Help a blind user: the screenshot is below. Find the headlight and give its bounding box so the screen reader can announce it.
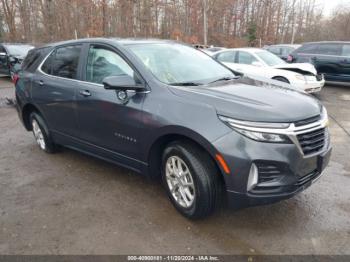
[294,74,305,81]
[321,106,329,127]
[219,115,291,143]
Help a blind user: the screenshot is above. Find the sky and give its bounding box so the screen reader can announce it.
[318,0,350,16]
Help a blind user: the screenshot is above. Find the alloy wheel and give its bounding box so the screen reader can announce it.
[32,119,46,150]
[165,156,195,208]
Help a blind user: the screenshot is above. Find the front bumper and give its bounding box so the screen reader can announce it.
[292,75,325,93]
[212,129,332,209]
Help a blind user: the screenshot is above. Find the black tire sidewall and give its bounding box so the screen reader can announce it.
[29,112,56,153]
[161,143,215,219]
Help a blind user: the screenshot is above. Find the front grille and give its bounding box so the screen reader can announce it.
[297,128,326,155]
[295,170,320,186]
[294,115,321,127]
[256,163,282,183]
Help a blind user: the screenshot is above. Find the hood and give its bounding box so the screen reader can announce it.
[169,76,322,123]
[272,63,317,75]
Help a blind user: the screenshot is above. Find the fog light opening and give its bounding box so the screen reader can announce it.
[247,163,258,191]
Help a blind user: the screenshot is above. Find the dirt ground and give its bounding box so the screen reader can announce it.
[0,77,349,255]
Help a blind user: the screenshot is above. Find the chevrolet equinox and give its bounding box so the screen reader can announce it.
[15,39,332,219]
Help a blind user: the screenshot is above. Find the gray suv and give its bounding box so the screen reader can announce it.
[15,38,332,219]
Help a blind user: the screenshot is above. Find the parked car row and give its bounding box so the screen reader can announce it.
[211,48,325,93]
[15,38,332,219]
[288,41,350,83]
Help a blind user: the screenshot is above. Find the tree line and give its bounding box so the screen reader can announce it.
[0,0,349,47]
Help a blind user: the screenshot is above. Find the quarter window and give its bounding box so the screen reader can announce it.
[86,45,134,84]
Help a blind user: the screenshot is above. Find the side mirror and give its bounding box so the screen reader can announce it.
[0,52,7,57]
[252,61,264,67]
[102,75,146,92]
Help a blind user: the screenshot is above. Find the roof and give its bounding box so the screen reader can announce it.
[226,47,264,52]
[268,44,301,48]
[303,41,350,44]
[40,37,180,49]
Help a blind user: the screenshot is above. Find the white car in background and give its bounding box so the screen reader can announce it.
[212,48,325,93]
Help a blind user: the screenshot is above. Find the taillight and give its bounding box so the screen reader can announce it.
[12,74,19,85]
[287,55,293,62]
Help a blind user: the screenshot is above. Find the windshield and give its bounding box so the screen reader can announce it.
[128,43,234,85]
[255,50,286,66]
[5,45,34,57]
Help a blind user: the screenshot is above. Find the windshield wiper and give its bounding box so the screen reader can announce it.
[208,76,238,84]
[170,82,202,86]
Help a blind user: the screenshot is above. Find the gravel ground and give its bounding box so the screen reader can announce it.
[0,77,349,255]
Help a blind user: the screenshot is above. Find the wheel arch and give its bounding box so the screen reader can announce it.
[21,103,45,131]
[272,75,290,83]
[145,127,227,184]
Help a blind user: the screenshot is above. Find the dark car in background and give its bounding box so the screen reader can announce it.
[0,43,34,79]
[15,38,331,219]
[288,41,350,83]
[265,44,301,61]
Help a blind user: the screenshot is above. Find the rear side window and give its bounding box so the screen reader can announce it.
[297,44,318,54]
[216,51,236,63]
[317,44,341,56]
[342,45,350,56]
[41,45,82,79]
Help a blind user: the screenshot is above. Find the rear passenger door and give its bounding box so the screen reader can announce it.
[32,44,82,137]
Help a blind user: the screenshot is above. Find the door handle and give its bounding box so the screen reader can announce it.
[79,90,91,97]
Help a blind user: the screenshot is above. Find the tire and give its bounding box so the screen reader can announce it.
[161,141,222,219]
[272,76,290,84]
[30,112,58,153]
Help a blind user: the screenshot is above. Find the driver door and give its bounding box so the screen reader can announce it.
[75,43,146,167]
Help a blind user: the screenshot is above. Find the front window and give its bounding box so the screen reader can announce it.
[237,51,259,65]
[4,45,34,57]
[128,43,233,85]
[86,45,134,84]
[255,50,286,66]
